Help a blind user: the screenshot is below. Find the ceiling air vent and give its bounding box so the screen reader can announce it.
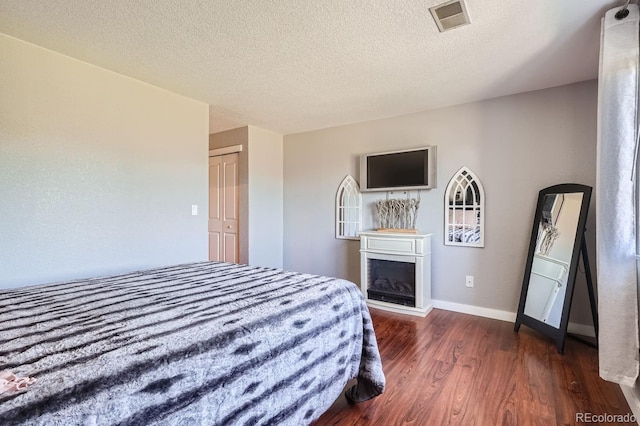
[429,0,471,32]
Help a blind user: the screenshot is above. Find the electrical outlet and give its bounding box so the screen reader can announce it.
[465,275,474,288]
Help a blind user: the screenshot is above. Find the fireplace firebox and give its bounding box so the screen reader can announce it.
[367,259,416,307]
[360,231,432,317]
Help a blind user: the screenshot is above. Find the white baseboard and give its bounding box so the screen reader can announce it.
[620,385,640,425]
[567,322,596,338]
[431,299,596,337]
[432,299,516,322]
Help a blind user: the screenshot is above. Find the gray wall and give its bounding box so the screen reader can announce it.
[0,34,209,288]
[283,80,597,323]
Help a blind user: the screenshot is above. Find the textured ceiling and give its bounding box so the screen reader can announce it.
[0,0,620,134]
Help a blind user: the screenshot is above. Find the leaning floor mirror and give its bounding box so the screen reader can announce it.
[514,184,595,354]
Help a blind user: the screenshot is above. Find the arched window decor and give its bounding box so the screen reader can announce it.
[336,175,362,240]
[445,167,485,247]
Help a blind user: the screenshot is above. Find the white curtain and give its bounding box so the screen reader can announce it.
[597,4,640,387]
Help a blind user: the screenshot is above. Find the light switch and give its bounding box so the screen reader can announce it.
[191,205,198,216]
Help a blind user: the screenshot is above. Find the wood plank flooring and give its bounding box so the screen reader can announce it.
[315,308,634,425]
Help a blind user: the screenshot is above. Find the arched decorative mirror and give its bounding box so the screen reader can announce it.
[335,175,362,240]
[444,167,484,247]
[514,184,596,353]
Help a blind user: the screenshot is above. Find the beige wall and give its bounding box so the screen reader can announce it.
[283,81,597,324]
[0,34,209,288]
[209,127,250,264]
[209,125,284,268]
[248,126,284,268]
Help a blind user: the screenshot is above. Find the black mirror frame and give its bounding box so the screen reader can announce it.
[514,183,592,354]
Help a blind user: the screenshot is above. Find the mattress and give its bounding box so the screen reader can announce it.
[0,262,385,425]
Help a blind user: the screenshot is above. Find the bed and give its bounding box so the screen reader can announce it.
[0,262,385,425]
[448,225,481,244]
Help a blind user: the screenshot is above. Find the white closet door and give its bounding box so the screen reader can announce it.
[209,153,239,263]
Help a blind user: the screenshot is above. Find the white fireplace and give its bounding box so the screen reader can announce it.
[359,231,432,317]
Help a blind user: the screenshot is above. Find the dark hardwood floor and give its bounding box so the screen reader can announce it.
[315,308,634,425]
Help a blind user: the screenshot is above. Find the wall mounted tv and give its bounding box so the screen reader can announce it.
[360,146,437,192]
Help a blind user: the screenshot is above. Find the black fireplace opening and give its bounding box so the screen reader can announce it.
[367,258,416,307]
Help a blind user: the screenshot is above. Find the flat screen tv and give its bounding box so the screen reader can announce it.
[360,146,436,192]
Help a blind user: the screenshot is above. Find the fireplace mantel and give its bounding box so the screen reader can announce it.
[359,231,432,317]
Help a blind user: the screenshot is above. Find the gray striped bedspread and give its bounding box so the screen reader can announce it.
[0,262,385,425]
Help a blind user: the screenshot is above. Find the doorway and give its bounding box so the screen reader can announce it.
[209,152,239,263]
